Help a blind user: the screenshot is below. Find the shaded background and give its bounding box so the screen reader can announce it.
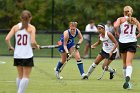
[0,0,140,30]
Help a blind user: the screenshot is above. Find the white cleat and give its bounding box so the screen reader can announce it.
[83,54,89,59]
[127,82,132,90]
[55,70,63,80]
[81,73,88,80]
[54,67,56,71]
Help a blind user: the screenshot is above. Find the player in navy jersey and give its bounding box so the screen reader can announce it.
[55,22,88,79]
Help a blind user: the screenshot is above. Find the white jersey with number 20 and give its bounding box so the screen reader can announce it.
[100,31,117,53]
[119,21,137,43]
[14,23,33,59]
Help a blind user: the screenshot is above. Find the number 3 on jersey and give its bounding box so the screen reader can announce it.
[124,24,133,34]
[17,34,28,45]
[105,42,108,46]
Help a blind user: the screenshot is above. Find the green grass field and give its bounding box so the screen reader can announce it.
[0,56,140,93]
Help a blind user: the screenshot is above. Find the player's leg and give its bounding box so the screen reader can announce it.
[123,42,136,89]
[102,52,117,79]
[18,58,33,93]
[119,42,127,79]
[55,46,67,72]
[18,66,32,93]
[123,51,135,89]
[121,53,127,78]
[72,48,87,79]
[55,53,67,72]
[14,59,23,90]
[86,54,104,77]
[125,51,134,79]
[16,66,23,89]
[102,59,116,79]
[55,53,66,79]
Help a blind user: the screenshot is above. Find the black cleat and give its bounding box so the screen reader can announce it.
[110,69,116,79]
[123,76,130,89]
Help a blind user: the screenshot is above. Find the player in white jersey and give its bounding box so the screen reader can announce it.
[114,6,140,89]
[5,10,40,93]
[86,24,118,79]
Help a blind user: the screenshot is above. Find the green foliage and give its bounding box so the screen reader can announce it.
[0,0,140,30]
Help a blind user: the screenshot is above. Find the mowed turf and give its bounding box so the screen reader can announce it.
[0,56,140,93]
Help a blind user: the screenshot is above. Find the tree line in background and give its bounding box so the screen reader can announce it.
[0,0,139,31]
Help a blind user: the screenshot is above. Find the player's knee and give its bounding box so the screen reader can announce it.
[61,59,66,63]
[123,66,126,69]
[94,61,100,65]
[102,66,108,71]
[75,57,81,61]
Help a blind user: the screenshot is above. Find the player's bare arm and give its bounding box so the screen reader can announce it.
[30,25,40,49]
[136,20,140,38]
[5,25,17,51]
[108,32,118,53]
[114,18,121,30]
[77,29,83,44]
[91,36,101,49]
[114,18,121,37]
[63,31,69,53]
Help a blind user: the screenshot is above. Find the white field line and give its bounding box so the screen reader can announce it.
[0,61,6,64]
[0,81,15,83]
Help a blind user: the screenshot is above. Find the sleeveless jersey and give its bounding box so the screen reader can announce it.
[60,29,78,46]
[14,23,33,58]
[58,29,78,53]
[119,20,137,43]
[100,31,117,53]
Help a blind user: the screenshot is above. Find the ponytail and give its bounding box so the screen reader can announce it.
[20,10,32,30]
[123,6,137,25]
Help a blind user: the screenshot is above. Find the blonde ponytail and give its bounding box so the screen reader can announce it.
[123,6,137,25]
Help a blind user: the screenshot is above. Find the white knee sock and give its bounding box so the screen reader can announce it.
[16,78,21,89]
[18,78,29,93]
[87,63,96,77]
[123,68,126,78]
[126,66,132,78]
[107,67,114,73]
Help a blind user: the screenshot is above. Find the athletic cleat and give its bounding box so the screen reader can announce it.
[123,76,130,89]
[110,69,116,79]
[82,73,88,80]
[83,54,89,59]
[55,70,63,80]
[127,82,132,90]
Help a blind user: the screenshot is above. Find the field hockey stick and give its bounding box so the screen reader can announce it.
[97,56,112,80]
[67,49,76,61]
[40,45,60,49]
[59,48,76,72]
[97,66,106,80]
